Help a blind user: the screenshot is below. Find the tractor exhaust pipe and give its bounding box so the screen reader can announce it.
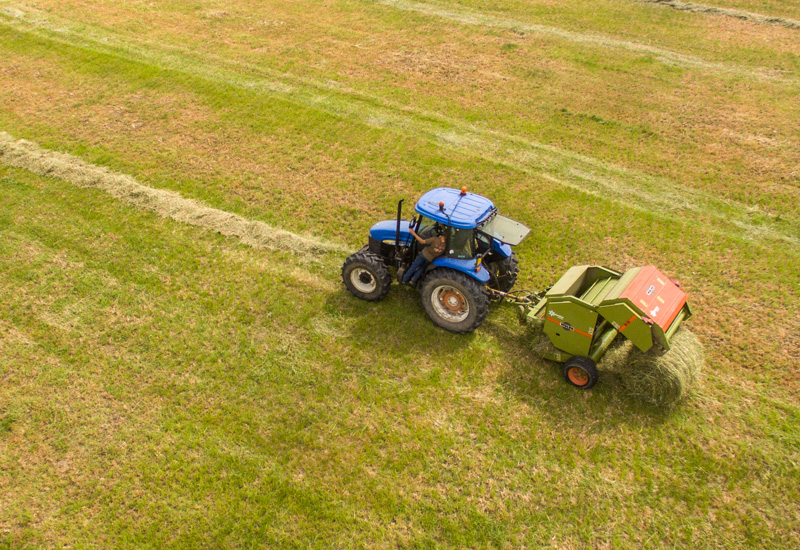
[395,199,404,269]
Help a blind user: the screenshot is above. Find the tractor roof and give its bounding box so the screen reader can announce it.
[414,188,495,229]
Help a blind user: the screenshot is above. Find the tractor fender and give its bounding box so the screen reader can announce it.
[430,257,491,283]
[369,219,411,242]
[491,240,513,258]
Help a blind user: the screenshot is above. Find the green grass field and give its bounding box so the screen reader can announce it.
[1,0,798,548]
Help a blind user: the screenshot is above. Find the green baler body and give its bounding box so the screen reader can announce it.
[526,265,691,363]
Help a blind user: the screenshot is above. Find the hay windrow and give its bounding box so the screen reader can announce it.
[634,0,800,30]
[0,131,346,257]
[379,0,800,77]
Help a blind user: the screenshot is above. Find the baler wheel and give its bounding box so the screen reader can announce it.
[342,251,392,302]
[563,356,599,389]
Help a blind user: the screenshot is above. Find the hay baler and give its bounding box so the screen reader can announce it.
[515,265,692,389]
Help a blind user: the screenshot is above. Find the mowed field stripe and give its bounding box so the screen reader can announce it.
[0,132,346,256]
[633,0,800,30]
[376,0,797,80]
[0,4,796,250]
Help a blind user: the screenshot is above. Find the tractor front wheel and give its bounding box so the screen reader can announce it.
[342,251,392,302]
[420,269,488,333]
[563,356,599,389]
[486,252,520,294]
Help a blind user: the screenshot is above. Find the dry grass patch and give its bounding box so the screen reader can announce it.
[3,0,799,215]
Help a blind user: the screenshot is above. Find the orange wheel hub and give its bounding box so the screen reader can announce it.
[438,289,466,314]
[567,367,589,386]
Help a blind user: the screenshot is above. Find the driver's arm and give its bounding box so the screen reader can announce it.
[409,227,427,245]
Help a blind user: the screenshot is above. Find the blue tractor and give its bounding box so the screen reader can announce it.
[342,187,530,333]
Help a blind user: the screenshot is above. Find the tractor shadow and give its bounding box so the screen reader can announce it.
[323,283,476,364]
[326,284,681,427]
[480,309,683,427]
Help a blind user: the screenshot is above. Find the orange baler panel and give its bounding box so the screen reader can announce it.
[618,266,687,331]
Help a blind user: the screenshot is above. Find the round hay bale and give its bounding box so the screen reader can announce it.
[607,329,705,408]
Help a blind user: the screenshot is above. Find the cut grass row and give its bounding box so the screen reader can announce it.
[0,132,345,257]
[632,0,800,27]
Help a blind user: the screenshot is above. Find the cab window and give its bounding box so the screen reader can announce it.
[415,216,438,239]
[447,228,476,259]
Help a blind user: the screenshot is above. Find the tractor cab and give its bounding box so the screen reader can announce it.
[406,187,529,271]
[413,187,529,256]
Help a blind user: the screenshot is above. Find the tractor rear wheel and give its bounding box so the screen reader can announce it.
[420,269,488,333]
[486,252,519,294]
[342,251,392,302]
[563,356,599,389]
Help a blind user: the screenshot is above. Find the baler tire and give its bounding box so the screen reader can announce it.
[486,252,520,294]
[563,356,599,389]
[342,251,392,302]
[420,269,488,333]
